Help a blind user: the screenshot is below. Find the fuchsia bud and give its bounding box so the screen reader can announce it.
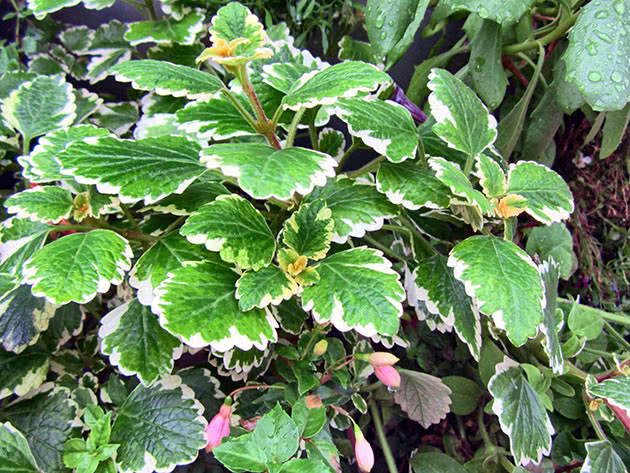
[367,352,399,367]
[374,365,401,389]
[205,398,232,452]
[353,423,374,472]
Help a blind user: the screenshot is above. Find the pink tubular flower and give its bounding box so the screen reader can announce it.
[374,365,401,389]
[205,399,232,452]
[353,424,374,472]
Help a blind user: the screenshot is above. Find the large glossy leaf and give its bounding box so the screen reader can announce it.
[563,0,630,111]
[488,359,554,465]
[201,144,336,200]
[393,369,452,428]
[427,68,497,157]
[448,236,544,346]
[111,376,206,473]
[581,440,628,473]
[0,349,49,399]
[153,259,278,352]
[0,422,40,473]
[4,187,74,224]
[124,11,204,46]
[301,247,405,337]
[443,0,535,24]
[23,230,133,305]
[283,200,333,260]
[180,194,275,271]
[111,60,223,99]
[236,266,299,311]
[100,299,182,386]
[57,135,205,205]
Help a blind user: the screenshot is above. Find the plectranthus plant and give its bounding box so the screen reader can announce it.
[0,1,630,473]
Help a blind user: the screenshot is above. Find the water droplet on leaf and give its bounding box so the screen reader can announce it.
[595,9,609,18]
[611,71,623,83]
[588,71,602,82]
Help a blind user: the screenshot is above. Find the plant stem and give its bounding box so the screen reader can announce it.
[558,298,630,327]
[9,0,21,46]
[338,138,360,170]
[499,456,515,473]
[477,407,493,446]
[585,394,607,441]
[301,323,326,360]
[143,0,158,20]
[53,224,158,242]
[221,88,258,131]
[463,153,474,178]
[397,216,438,256]
[345,155,385,178]
[285,108,305,148]
[369,400,398,473]
[119,203,142,234]
[229,384,285,399]
[603,321,630,351]
[363,235,405,262]
[309,123,319,150]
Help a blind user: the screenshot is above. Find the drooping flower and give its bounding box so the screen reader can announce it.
[367,352,399,367]
[374,365,401,389]
[353,423,374,472]
[205,398,233,452]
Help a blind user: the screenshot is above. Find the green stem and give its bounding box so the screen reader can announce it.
[162,215,187,237]
[499,456,515,473]
[397,216,438,256]
[477,407,493,447]
[603,321,630,351]
[221,88,258,131]
[119,203,142,234]
[345,155,385,178]
[309,123,319,151]
[585,391,608,441]
[516,52,549,89]
[338,138,360,170]
[363,235,405,262]
[369,400,398,473]
[503,217,515,242]
[285,108,305,148]
[9,0,20,45]
[229,384,285,399]
[463,153,474,178]
[558,298,630,327]
[22,136,31,157]
[53,224,158,242]
[301,323,326,360]
[143,0,158,20]
[582,347,620,359]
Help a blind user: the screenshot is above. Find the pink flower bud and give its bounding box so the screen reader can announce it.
[367,352,399,367]
[374,365,401,389]
[205,402,232,452]
[353,426,374,472]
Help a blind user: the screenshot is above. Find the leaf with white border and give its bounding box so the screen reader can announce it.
[587,376,630,415]
[475,154,506,198]
[427,68,497,157]
[429,157,492,215]
[110,375,206,473]
[38,303,84,353]
[176,366,224,416]
[124,11,204,46]
[393,369,452,428]
[271,298,308,335]
[262,62,313,95]
[112,60,223,99]
[23,230,133,305]
[488,358,554,466]
[448,236,544,346]
[180,194,275,271]
[214,346,272,382]
[283,200,333,260]
[303,177,398,244]
[282,62,392,111]
[335,98,417,163]
[201,144,337,200]
[376,160,451,210]
[301,247,404,337]
[0,348,49,400]
[147,177,229,216]
[236,266,298,311]
[93,101,138,136]
[580,440,628,473]
[0,422,40,473]
[506,161,574,224]
[57,135,204,205]
[4,187,74,224]
[0,218,52,278]
[153,259,278,351]
[100,299,182,386]
[539,260,564,374]
[87,50,131,85]
[318,128,345,161]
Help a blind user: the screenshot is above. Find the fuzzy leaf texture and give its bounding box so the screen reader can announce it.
[394,369,452,428]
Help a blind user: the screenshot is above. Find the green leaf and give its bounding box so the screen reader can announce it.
[212,434,266,473]
[271,298,309,335]
[448,236,544,346]
[429,157,492,215]
[526,223,575,279]
[129,232,208,306]
[252,403,299,464]
[63,438,99,473]
[23,230,133,305]
[581,440,628,473]
[1,75,76,143]
[427,68,497,157]
[0,283,56,353]
[601,103,630,158]
[0,218,52,278]
[0,422,41,473]
[124,11,204,46]
[25,0,81,19]
[567,302,604,341]
[507,161,574,224]
[283,200,334,260]
[214,346,271,382]
[99,299,181,386]
[443,0,535,24]
[587,376,630,414]
[1,387,78,473]
[334,98,418,163]
[92,102,138,135]
[153,260,278,351]
[376,160,451,210]
[57,135,204,205]
[111,60,223,99]
[488,359,554,465]
[279,458,331,473]
[236,266,298,311]
[201,144,337,200]
[176,367,224,415]
[338,36,379,64]
[538,260,564,375]
[261,63,314,95]
[469,19,507,109]
[0,348,49,399]
[5,187,74,224]
[282,62,392,111]
[0,72,37,100]
[291,397,327,439]
[302,247,404,337]
[110,375,206,473]
[180,194,275,271]
[410,255,481,360]
[563,0,630,111]
[304,177,398,243]
[393,369,452,428]
[441,376,482,416]
[410,451,467,473]
[475,154,506,198]
[147,176,229,216]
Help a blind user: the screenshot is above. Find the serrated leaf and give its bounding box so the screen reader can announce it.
[112,60,223,99]
[563,0,630,111]
[282,62,392,111]
[124,11,204,46]
[410,451,467,473]
[444,0,535,24]
[0,348,49,399]
[0,283,56,353]
[427,68,497,157]
[301,247,404,337]
[215,345,271,381]
[448,236,544,346]
[57,135,204,205]
[271,298,309,335]
[99,299,181,386]
[87,50,131,85]
[0,422,41,473]
[1,75,76,143]
[261,62,314,95]
[488,359,554,465]
[429,157,492,215]
[334,98,418,163]
[470,19,507,109]
[147,176,229,216]
[318,128,345,160]
[236,266,298,310]
[376,160,451,210]
[201,144,337,200]
[176,367,224,416]
[538,260,564,375]
[283,200,333,260]
[581,440,628,473]
[252,403,299,464]
[412,255,481,360]
[39,303,84,352]
[129,233,208,306]
[111,375,206,473]
[153,260,278,351]
[338,36,379,64]
[25,0,80,19]
[5,187,74,224]
[526,223,574,279]
[180,194,275,270]
[475,154,506,198]
[304,177,398,244]
[507,161,574,224]
[23,230,133,305]
[0,218,53,278]
[92,102,138,136]
[393,369,452,428]
[1,387,78,473]
[587,376,630,415]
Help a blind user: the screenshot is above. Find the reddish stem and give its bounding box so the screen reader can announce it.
[554,462,583,472]
[607,401,630,435]
[502,56,529,88]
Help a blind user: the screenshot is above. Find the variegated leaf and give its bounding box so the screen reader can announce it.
[235,266,298,310]
[4,187,74,224]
